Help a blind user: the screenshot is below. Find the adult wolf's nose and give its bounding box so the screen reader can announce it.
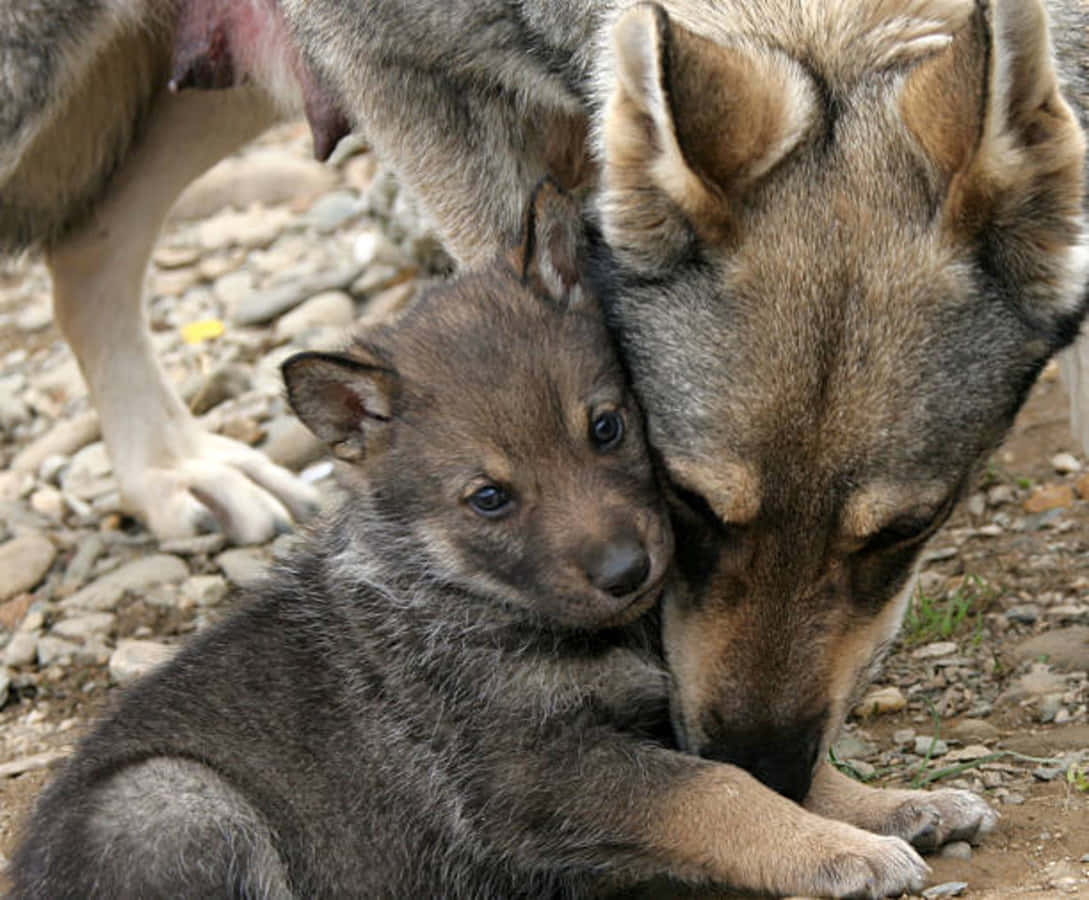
[584,538,652,597]
[703,717,825,803]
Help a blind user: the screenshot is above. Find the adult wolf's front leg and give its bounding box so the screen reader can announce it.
[49,86,319,545]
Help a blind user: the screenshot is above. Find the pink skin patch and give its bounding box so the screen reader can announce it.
[169,0,350,160]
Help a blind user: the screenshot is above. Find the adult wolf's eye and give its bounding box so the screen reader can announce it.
[468,485,513,518]
[590,410,624,450]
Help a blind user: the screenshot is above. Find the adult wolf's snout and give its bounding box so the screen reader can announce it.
[700,714,826,803]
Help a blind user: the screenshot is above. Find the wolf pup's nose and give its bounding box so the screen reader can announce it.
[586,539,651,597]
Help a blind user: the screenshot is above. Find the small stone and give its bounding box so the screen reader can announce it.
[965,493,986,517]
[832,732,877,760]
[950,719,1000,743]
[1002,792,1025,805]
[215,548,269,586]
[15,302,52,332]
[153,244,201,269]
[180,575,230,608]
[158,534,229,557]
[10,412,100,474]
[997,664,1068,705]
[922,882,968,898]
[59,442,116,500]
[853,686,907,717]
[36,635,79,666]
[353,230,401,268]
[212,269,255,309]
[1004,603,1039,625]
[63,555,189,611]
[188,365,253,416]
[2,631,39,667]
[1023,483,1074,514]
[893,728,916,747]
[274,290,355,343]
[1032,764,1064,781]
[109,640,177,685]
[51,612,116,641]
[914,736,949,757]
[231,262,364,326]
[0,593,32,632]
[29,487,65,521]
[939,842,972,860]
[941,745,993,763]
[1037,693,1064,723]
[260,417,326,472]
[198,206,292,252]
[305,190,362,232]
[1051,452,1082,474]
[987,484,1015,506]
[1075,472,1089,501]
[1013,627,1089,672]
[58,533,105,596]
[913,641,958,659]
[0,534,56,602]
[844,759,876,779]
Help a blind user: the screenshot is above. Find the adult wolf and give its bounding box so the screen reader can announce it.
[285,0,1085,845]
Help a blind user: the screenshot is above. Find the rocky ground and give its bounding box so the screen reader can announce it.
[0,122,1087,898]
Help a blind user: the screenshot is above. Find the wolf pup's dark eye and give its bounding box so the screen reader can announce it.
[590,410,624,450]
[468,485,513,518]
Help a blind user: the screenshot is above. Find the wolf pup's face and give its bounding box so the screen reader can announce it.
[595,1,1087,800]
[283,184,672,630]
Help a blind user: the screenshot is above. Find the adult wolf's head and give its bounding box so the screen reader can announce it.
[595,0,1087,801]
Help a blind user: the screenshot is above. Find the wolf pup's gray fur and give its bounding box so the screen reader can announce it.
[8,185,933,900]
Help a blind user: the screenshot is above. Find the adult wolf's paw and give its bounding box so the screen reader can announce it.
[873,787,998,852]
[120,431,322,546]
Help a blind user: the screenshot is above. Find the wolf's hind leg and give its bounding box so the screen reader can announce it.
[43,757,291,898]
[805,760,998,852]
[48,85,320,545]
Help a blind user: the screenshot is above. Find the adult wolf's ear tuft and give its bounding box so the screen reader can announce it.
[904,0,1088,317]
[281,351,398,461]
[514,178,589,309]
[599,3,818,271]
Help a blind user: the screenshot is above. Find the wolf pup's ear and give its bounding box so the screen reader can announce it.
[903,0,1088,318]
[514,178,588,309]
[281,350,398,461]
[599,3,817,271]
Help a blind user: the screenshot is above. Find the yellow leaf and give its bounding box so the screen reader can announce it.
[181,319,225,344]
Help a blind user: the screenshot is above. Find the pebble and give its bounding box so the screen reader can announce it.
[62,554,189,611]
[273,290,355,343]
[305,190,363,232]
[852,685,907,717]
[197,206,292,252]
[939,842,973,860]
[1050,452,1082,474]
[941,744,992,763]
[1004,603,1040,624]
[158,534,229,557]
[914,736,949,757]
[1023,483,1074,513]
[108,640,177,685]
[59,442,116,500]
[260,417,326,471]
[950,718,1000,743]
[51,612,116,641]
[922,883,968,898]
[36,635,79,666]
[997,663,1068,705]
[1,631,37,667]
[231,262,365,326]
[0,533,56,602]
[987,484,1015,506]
[215,548,270,586]
[180,575,230,607]
[10,411,100,474]
[1013,627,1089,672]
[913,641,958,659]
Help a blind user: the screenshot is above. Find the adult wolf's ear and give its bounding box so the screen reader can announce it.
[511,177,589,308]
[903,0,1088,315]
[281,351,398,461]
[599,3,817,271]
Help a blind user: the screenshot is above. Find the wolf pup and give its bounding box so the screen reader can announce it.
[284,0,1080,839]
[9,186,935,899]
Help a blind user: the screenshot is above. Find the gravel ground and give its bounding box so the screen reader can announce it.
[0,122,1087,898]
